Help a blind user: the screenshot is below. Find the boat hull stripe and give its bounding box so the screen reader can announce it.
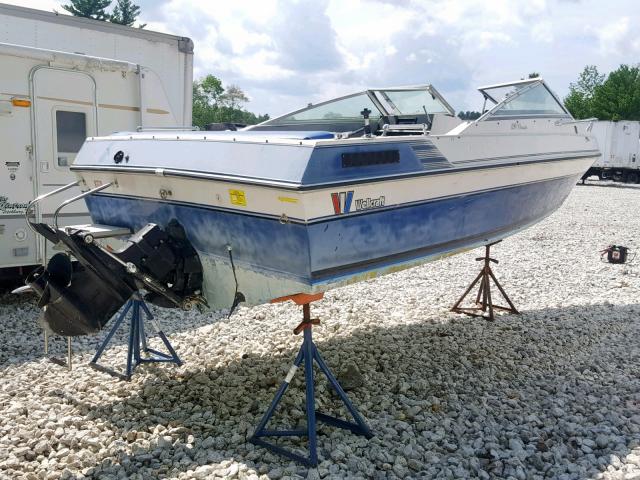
[71,151,599,191]
[88,170,580,225]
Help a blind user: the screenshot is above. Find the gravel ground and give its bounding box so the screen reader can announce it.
[1,181,640,480]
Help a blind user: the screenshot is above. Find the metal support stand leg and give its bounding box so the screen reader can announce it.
[90,294,182,380]
[451,240,519,321]
[44,330,73,370]
[250,302,373,467]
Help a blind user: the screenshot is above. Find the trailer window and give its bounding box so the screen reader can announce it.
[55,111,87,164]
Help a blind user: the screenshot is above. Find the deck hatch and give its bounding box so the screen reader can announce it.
[341,150,400,168]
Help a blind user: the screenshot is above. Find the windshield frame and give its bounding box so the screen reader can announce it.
[477,79,572,121]
[373,85,455,116]
[266,91,386,126]
[252,84,455,129]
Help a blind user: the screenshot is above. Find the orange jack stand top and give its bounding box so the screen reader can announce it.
[270,293,324,334]
[270,292,324,306]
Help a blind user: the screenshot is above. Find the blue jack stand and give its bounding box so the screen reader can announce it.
[90,294,182,380]
[250,299,373,467]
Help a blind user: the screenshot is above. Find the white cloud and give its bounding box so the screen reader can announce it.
[474,32,514,50]
[591,17,640,57]
[4,0,640,115]
[531,21,554,43]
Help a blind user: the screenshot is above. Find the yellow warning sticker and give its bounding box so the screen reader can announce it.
[229,189,247,206]
[277,196,299,204]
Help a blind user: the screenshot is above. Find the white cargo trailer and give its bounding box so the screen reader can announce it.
[0,3,194,279]
[582,120,640,183]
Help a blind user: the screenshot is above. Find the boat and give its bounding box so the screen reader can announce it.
[25,78,599,336]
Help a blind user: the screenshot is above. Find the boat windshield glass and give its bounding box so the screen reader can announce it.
[487,83,568,117]
[377,90,450,115]
[274,93,382,123]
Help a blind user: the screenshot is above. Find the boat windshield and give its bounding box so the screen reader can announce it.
[273,93,382,123]
[480,80,570,119]
[374,89,452,116]
[250,85,455,132]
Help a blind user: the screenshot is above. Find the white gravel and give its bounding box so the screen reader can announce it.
[1,181,640,480]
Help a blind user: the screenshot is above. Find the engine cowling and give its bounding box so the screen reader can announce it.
[27,220,204,336]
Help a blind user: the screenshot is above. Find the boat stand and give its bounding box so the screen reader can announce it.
[90,294,182,380]
[44,331,73,370]
[250,294,373,467]
[451,240,519,321]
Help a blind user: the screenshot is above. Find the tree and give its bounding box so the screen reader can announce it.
[194,75,225,106]
[590,64,640,121]
[564,65,605,119]
[528,72,541,79]
[220,85,249,109]
[62,0,111,20]
[63,0,145,27]
[192,75,269,129]
[110,0,144,28]
[192,75,224,126]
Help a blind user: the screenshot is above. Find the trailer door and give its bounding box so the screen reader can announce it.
[611,122,635,168]
[619,122,639,169]
[32,68,96,262]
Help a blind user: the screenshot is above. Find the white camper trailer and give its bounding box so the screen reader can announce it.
[0,3,194,278]
[582,121,640,183]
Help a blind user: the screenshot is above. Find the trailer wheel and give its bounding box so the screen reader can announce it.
[627,172,639,184]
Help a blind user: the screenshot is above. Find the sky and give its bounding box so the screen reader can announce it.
[6,0,640,118]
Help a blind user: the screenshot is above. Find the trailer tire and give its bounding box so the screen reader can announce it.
[627,172,639,184]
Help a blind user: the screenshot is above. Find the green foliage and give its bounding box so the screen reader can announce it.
[566,64,640,120]
[110,0,143,28]
[221,85,249,110]
[564,65,605,119]
[193,75,224,107]
[62,0,111,20]
[63,0,144,28]
[192,75,269,128]
[528,72,541,79]
[590,65,640,121]
[457,110,482,120]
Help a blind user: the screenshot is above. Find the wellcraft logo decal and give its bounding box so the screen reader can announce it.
[331,191,386,215]
[331,191,353,214]
[355,196,386,210]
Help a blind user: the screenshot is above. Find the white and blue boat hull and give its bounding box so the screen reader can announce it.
[25,79,602,336]
[75,142,595,310]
